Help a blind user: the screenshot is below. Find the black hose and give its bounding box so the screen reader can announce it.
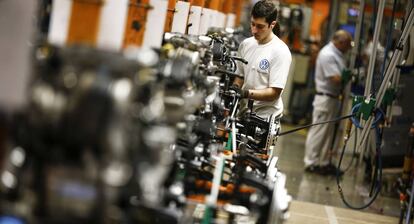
[214,69,243,79]
[278,113,356,136]
[336,126,383,210]
[231,56,248,65]
[341,127,358,173]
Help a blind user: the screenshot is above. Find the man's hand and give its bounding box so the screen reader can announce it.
[229,85,249,98]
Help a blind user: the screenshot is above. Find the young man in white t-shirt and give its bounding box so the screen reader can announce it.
[232,0,292,119]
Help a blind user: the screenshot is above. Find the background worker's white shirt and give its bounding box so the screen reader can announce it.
[363,40,385,63]
[237,34,292,117]
[314,42,345,97]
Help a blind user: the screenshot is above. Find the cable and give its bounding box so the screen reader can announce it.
[342,127,358,173]
[350,103,385,129]
[336,127,383,209]
[334,0,399,208]
[277,104,384,209]
[336,109,384,210]
[228,57,237,72]
[278,113,356,136]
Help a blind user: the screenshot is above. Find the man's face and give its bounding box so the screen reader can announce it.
[251,17,274,43]
[338,38,352,53]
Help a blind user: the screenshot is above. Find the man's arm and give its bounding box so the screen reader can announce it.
[233,76,244,88]
[329,74,342,86]
[247,87,282,102]
[321,55,342,86]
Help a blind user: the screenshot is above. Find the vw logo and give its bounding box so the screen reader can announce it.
[259,59,269,70]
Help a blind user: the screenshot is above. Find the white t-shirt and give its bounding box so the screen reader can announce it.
[237,34,292,117]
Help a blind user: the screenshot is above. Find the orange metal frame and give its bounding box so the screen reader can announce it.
[66,0,103,46]
[234,0,244,26]
[123,0,151,48]
[164,0,177,32]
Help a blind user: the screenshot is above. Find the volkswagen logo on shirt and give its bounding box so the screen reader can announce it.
[259,59,269,70]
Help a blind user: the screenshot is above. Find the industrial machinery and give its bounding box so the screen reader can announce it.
[0,24,290,223]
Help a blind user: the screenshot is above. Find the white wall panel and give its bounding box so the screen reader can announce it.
[48,0,72,46]
[171,1,190,34]
[188,6,202,35]
[97,0,129,51]
[143,0,168,48]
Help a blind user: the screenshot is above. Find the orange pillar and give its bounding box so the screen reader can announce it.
[123,0,151,48]
[281,0,306,3]
[222,0,233,14]
[218,0,225,12]
[233,0,244,26]
[309,0,330,40]
[66,0,103,46]
[205,0,220,10]
[191,0,205,7]
[164,0,177,32]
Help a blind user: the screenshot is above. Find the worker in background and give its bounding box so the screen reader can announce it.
[232,0,292,119]
[362,27,386,92]
[304,30,352,175]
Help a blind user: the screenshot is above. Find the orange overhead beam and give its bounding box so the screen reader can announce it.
[123,0,151,48]
[309,0,330,39]
[222,0,233,14]
[164,0,177,32]
[66,0,102,46]
[191,0,205,7]
[218,0,225,12]
[205,0,220,10]
[234,0,244,26]
[280,0,306,4]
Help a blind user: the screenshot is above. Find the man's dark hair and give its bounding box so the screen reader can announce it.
[251,0,278,25]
